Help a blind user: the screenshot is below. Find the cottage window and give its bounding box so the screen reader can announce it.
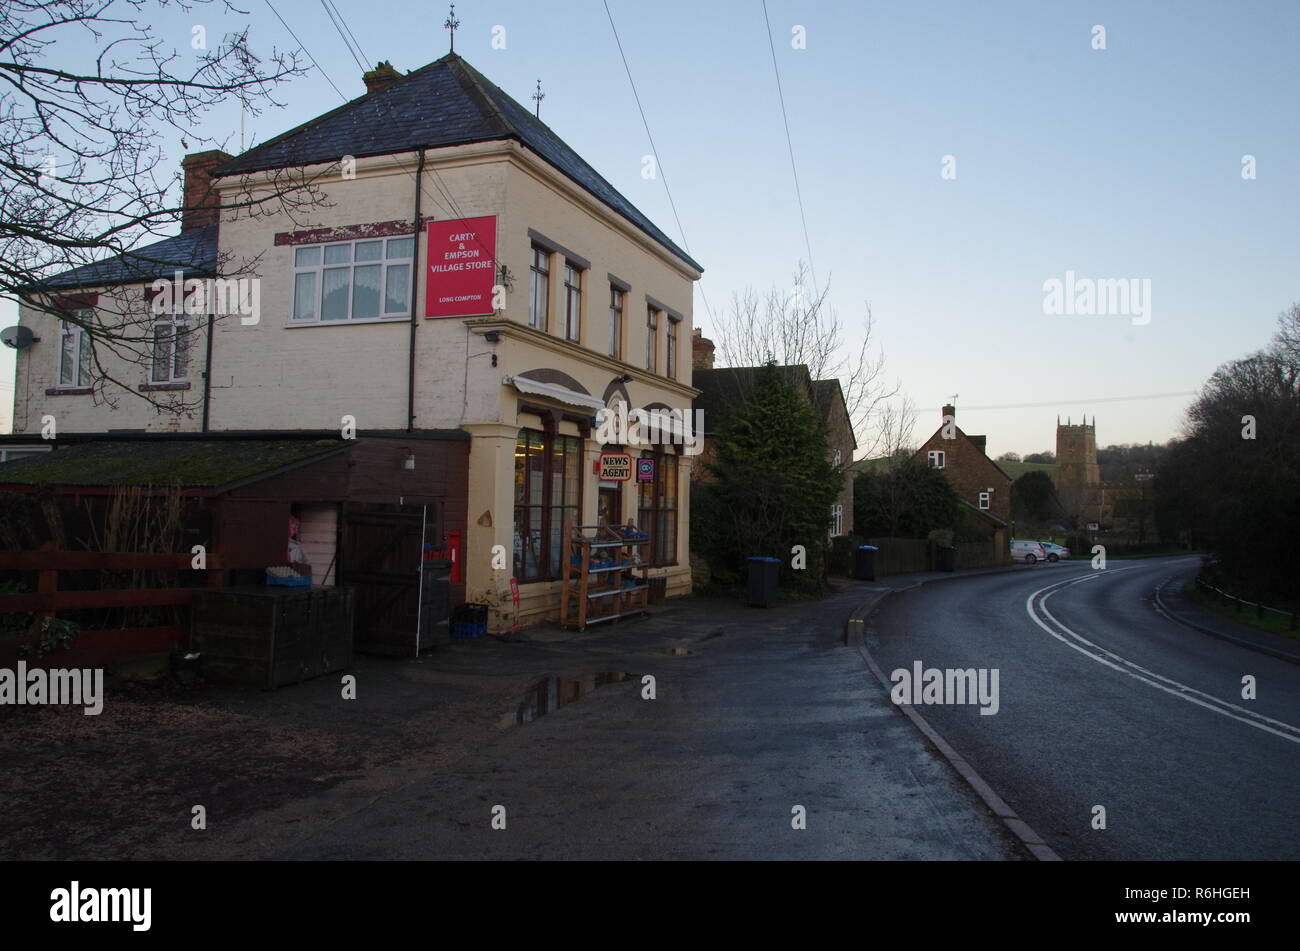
[831,503,844,537]
[928,450,946,469]
[608,286,624,359]
[529,245,550,330]
[58,311,93,387]
[151,317,191,383]
[291,237,413,322]
[833,448,843,466]
[979,491,991,510]
[637,451,678,566]
[513,429,583,582]
[564,263,582,342]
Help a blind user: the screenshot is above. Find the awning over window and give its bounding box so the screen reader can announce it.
[505,375,605,411]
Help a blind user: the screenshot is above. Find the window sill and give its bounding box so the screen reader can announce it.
[285,316,410,328]
[45,387,92,396]
[140,381,192,392]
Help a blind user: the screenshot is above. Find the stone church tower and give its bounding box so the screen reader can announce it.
[1056,416,1100,486]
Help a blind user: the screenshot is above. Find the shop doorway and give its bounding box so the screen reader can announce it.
[597,485,621,526]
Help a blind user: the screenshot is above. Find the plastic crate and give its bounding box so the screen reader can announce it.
[451,602,488,639]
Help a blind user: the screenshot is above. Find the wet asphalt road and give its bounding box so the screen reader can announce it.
[867,556,1300,860]
[270,585,1024,860]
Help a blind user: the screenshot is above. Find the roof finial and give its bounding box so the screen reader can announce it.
[532,79,545,118]
[444,3,460,53]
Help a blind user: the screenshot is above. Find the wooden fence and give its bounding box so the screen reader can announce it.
[864,537,1004,576]
[0,548,236,666]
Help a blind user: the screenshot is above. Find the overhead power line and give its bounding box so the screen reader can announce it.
[320,0,368,74]
[602,0,714,324]
[761,0,818,296]
[924,391,1197,413]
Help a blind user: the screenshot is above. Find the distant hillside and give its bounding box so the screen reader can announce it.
[850,457,1057,482]
[998,460,1057,481]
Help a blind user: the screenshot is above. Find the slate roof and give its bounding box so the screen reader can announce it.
[217,53,702,273]
[0,438,341,489]
[34,226,218,293]
[691,366,814,435]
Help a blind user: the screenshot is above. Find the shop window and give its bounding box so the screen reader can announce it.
[513,429,582,581]
[637,451,678,566]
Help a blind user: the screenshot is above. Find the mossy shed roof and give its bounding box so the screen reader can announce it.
[0,439,342,489]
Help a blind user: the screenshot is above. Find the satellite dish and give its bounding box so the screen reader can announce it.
[1,326,39,350]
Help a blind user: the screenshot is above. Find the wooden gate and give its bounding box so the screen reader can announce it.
[339,501,439,651]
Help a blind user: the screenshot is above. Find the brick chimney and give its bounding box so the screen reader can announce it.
[942,403,955,421]
[181,150,232,232]
[363,61,402,95]
[692,328,715,371]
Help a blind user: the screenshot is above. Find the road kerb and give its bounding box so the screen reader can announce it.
[847,593,1064,862]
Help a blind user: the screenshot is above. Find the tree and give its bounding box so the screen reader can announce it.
[997,451,1021,463]
[1157,303,1300,599]
[854,459,963,539]
[707,361,842,588]
[1011,470,1060,524]
[708,262,907,458]
[2,0,327,410]
[1023,451,1055,464]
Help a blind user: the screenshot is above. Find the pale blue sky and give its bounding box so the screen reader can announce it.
[4,0,1296,456]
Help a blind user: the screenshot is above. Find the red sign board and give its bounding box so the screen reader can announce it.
[598,452,633,481]
[424,215,497,318]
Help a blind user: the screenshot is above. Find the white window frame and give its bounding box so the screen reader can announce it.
[928,449,946,469]
[291,236,414,324]
[150,316,190,384]
[979,491,991,510]
[58,311,93,388]
[666,316,678,380]
[831,503,844,537]
[833,448,843,466]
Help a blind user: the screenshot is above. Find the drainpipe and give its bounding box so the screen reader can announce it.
[407,148,426,433]
[201,311,214,432]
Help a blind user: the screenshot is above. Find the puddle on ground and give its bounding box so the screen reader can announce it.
[506,671,637,727]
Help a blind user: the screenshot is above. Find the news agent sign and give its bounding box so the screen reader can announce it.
[597,452,633,481]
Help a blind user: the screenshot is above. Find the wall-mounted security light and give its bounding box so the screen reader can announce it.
[403,451,416,470]
[616,373,633,384]
[484,330,500,344]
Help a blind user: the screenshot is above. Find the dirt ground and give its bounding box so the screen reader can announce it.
[0,644,565,860]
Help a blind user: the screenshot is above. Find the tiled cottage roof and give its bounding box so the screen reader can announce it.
[217,53,702,273]
[34,226,218,292]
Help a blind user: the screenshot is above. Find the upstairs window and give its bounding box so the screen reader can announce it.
[608,286,624,359]
[833,448,843,466]
[151,317,190,383]
[529,245,550,330]
[292,237,413,322]
[666,317,678,380]
[831,504,844,536]
[979,491,991,510]
[646,306,658,372]
[928,450,946,469]
[58,312,92,387]
[564,263,582,342]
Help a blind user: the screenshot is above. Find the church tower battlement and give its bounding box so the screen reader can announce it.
[1056,415,1100,486]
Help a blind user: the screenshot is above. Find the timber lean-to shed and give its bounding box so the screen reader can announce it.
[0,431,470,657]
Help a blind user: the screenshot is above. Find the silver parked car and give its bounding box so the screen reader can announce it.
[1011,539,1047,564]
[1039,542,1071,562]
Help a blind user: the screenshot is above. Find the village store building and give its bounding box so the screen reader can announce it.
[5,53,702,635]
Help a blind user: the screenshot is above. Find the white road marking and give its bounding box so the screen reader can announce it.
[1025,571,1300,745]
